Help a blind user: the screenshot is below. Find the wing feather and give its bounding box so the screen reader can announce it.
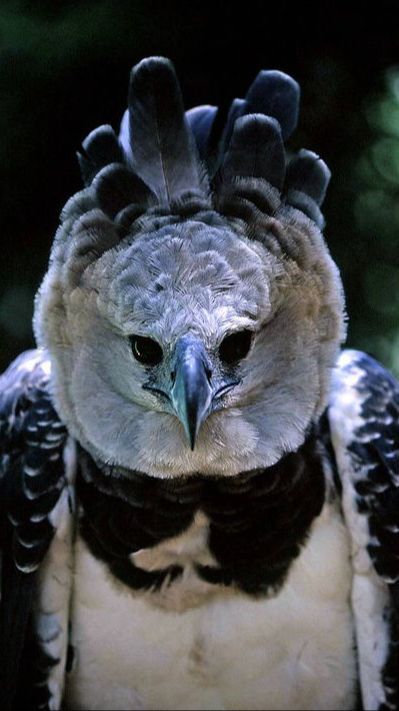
[328,349,399,710]
[0,350,75,711]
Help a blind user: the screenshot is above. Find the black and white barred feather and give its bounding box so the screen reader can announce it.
[0,352,75,710]
[329,350,399,710]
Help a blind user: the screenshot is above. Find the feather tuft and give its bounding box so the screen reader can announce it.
[244,70,300,141]
[128,57,206,204]
[93,163,156,218]
[218,98,248,163]
[285,149,331,204]
[221,114,285,190]
[77,125,124,187]
[118,109,133,165]
[75,58,328,231]
[217,70,299,166]
[285,150,331,228]
[186,105,218,159]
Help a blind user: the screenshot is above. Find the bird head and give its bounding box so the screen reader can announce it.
[34,57,345,478]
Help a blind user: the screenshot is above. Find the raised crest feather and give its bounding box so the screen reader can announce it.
[245,70,300,141]
[185,105,218,160]
[285,149,331,204]
[217,71,299,166]
[76,56,330,237]
[285,150,331,228]
[222,114,286,190]
[128,57,207,204]
[77,125,124,187]
[93,163,155,219]
[218,98,248,165]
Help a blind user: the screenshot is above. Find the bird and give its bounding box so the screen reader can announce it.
[0,55,398,711]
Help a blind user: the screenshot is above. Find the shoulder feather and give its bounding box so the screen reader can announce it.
[0,350,74,710]
[328,349,399,710]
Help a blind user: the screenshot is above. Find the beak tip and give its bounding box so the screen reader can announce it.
[187,425,197,451]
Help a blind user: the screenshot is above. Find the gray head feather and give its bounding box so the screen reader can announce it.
[34,56,345,478]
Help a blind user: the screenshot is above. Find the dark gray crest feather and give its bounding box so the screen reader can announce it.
[285,149,331,204]
[118,110,133,165]
[93,163,156,219]
[128,57,206,204]
[222,114,285,190]
[217,70,299,166]
[186,105,218,159]
[74,56,329,233]
[77,125,124,187]
[285,150,331,228]
[244,70,300,141]
[285,190,325,228]
[218,98,248,164]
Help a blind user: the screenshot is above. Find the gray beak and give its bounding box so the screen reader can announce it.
[170,336,213,450]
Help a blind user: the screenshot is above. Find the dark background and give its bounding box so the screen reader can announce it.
[1,1,399,373]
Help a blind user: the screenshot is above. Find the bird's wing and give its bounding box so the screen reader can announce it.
[0,350,76,711]
[328,349,399,711]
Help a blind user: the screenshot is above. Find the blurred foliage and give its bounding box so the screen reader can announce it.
[349,67,399,374]
[1,0,399,375]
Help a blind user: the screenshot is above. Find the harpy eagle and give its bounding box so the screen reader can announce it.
[0,56,398,711]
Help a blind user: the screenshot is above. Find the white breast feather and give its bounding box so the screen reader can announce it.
[66,498,356,710]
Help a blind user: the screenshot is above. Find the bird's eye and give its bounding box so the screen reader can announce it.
[129,335,163,366]
[219,330,253,364]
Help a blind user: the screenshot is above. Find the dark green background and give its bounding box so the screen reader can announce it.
[1,1,399,373]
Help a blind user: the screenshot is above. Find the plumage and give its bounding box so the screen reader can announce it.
[128,56,206,204]
[1,56,398,711]
[221,114,286,189]
[77,124,124,187]
[93,163,155,219]
[285,149,331,228]
[329,350,399,710]
[244,69,300,140]
[218,70,300,165]
[0,353,73,709]
[218,97,248,165]
[185,105,218,160]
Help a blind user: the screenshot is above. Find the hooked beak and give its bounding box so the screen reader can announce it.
[169,336,241,449]
[143,335,241,450]
[170,337,213,450]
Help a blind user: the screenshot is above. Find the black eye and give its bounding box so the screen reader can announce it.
[129,335,163,366]
[219,330,253,364]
